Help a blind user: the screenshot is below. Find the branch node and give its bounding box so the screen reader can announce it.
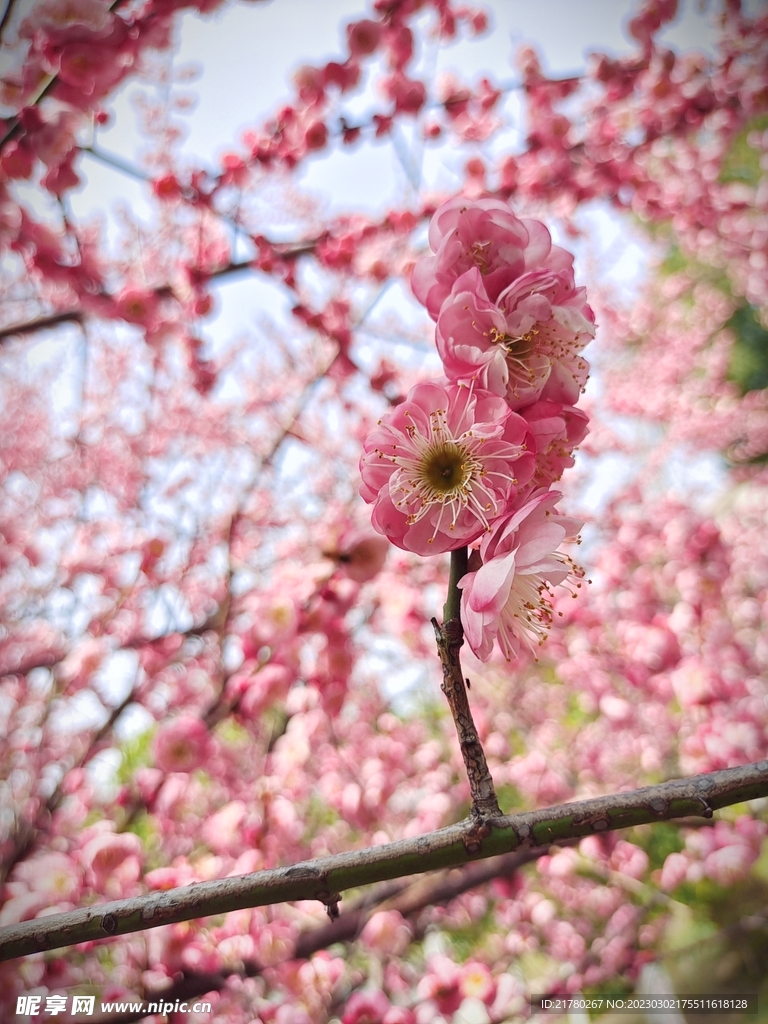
[322,893,341,920]
[101,913,118,935]
[696,796,714,819]
[463,818,493,856]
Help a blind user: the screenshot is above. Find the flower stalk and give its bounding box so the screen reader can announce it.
[434,547,501,821]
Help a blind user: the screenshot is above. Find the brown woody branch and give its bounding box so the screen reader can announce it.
[2,760,766,962]
[434,546,501,821]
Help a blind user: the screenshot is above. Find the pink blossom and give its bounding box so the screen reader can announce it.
[238,663,293,718]
[0,891,50,926]
[521,399,589,487]
[20,0,112,44]
[359,910,412,955]
[54,40,129,95]
[436,266,593,409]
[254,918,297,967]
[57,635,109,691]
[360,380,535,554]
[201,800,247,855]
[347,19,382,58]
[325,527,389,583]
[658,851,689,890]
[153,716,212,773]
[81,832,142,896]
[114,286,161,331]
[342,989,392,1024]
[13,852,81,901]
[609,840,649,880]
[417,954,463,1015]
[459,489,582,661]
[412,197,575,320]
[460,961,495,1003]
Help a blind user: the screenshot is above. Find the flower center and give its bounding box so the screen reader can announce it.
[497,553,585,661]
[470,240,491,274]
[419,441,470,493]
[375,404,522,544]
[488,326,543,392]
[490,325,538,354]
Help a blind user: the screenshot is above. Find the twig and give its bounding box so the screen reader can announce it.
[2,759,766,962]
[0,0,17,44]
[433,546,501,822]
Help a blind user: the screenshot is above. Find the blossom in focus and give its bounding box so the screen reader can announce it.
[459,489,582,661]
[436,266,594,409]
[521,399,589,488]
[411,196,575,319]
[360,380,535,554]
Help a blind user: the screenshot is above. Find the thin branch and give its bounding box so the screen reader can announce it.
[0,310,84,343]
[0,683,138,888]
[2,759,766,962]
[434,546,501,820]
[0,0,17,43]
[0,237,325,346]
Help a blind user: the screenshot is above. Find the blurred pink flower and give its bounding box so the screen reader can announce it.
[360,380,534,554]
[154,715,211,773]
[328,527,390,583]
[81,831,142,896]
[342,989,392,1024]
[417,954,463,1015]
[359,910,412,956]
[460,961,495,1003]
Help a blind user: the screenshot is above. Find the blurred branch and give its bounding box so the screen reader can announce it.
[0,310,84,343]
[0,0,17,43]
[0,252,294,347]
[2,760,767,961]
[0,684,138,889]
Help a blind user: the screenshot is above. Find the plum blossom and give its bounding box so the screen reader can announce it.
[325,526,389,583]
[411,196,575,319]
[360,380,535,554]
[521,399,589,487]
[153,715,212,773]
[459,489,583,661]
[436,265,594,409]
[81,831,142,897]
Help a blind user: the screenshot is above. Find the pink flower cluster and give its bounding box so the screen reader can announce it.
[360,198,593,661]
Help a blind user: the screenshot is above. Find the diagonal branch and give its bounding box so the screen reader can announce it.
[2,760,767,962]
